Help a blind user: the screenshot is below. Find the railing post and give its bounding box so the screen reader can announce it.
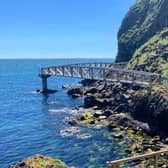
[103,69,107,79]
[90,67,93,79]
[79,67,83,78]
[62,66,65,76]
[70,67,73,77]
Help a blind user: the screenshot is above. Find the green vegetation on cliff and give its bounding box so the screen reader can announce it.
[127,28,168,76]
[116,0,168,62]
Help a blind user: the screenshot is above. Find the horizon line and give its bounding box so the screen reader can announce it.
[0,57,115,60]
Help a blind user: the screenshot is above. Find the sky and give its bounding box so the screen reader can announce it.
[0,0,135,59]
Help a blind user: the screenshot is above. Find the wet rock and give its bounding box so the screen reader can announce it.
[102,91,112,98]
[68,119,78,126]
[107,122,117,130]
[93,124,103,129]
[84,96,111,108]
[36,89,41,93]
[60,127,80,137]
[67,87,83,98]
[84,96,103,108]
[113,132,123,139]
[85,87,98,94]
[131,84,141,91]
[71,94,82,98]
[103,110,113,117]
[98,115,107,120]
[97,84,106,91]
[113,128,121,132]
[76,133,92,139]
[80,79,97,86]
[76,114,85,121]
[93,111,103,118]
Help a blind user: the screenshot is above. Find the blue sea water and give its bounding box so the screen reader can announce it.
[0,59,129,168]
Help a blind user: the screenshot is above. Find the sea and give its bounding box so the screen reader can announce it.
[0,59,129,168]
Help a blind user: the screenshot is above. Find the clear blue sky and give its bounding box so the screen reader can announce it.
[0,0,135,59]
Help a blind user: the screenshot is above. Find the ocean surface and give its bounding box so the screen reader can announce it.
[0,59,129,168]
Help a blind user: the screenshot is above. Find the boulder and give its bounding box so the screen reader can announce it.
[103,110,113,117]
[80,79,97,86]
[71,94,82,98]
[84,87,98,94]
[10,155,68,168]
[113,132,123,139]
[67,87,83,97]
[84,96,110,108]
[93,111,103,118]
[68,119,78,126]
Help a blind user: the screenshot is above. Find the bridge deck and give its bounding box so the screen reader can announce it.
[39,62,168,92]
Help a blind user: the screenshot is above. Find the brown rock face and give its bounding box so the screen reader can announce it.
[116,0,168,62]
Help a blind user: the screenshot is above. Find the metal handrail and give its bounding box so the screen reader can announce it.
[106,149,168,168]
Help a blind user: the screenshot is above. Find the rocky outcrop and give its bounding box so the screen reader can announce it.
[70,80,168,135]
[10,155,68,168]
[67,87,84,98]
[116,0,168,62]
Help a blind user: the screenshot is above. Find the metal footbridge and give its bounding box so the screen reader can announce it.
[39,62,167,92]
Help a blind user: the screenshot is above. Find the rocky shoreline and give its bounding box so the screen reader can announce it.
[67,80,168,136]
[11,79,168,168]
[66,79,168,167]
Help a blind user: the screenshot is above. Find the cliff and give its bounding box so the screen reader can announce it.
[116,0,168,62]
[127,28,168,76]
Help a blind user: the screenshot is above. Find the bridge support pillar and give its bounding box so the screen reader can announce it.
[42,76,48,93]
[40,75,56,94]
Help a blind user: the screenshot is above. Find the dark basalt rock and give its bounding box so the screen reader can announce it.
[36,89,41,93]
[71,94,82,99]
[80,79,97,86]
[84,96,113,109]
[84,87,98,95]
[68,119,78,126]
[67,87,83,98]
[103,110,113,117]
[84,96,104,108]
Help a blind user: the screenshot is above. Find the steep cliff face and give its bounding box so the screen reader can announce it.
[127,28,168,76]
[116,0,168,62]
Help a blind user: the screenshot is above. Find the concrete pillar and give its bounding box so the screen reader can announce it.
[42,77,48,92]
[40,75,50,93]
